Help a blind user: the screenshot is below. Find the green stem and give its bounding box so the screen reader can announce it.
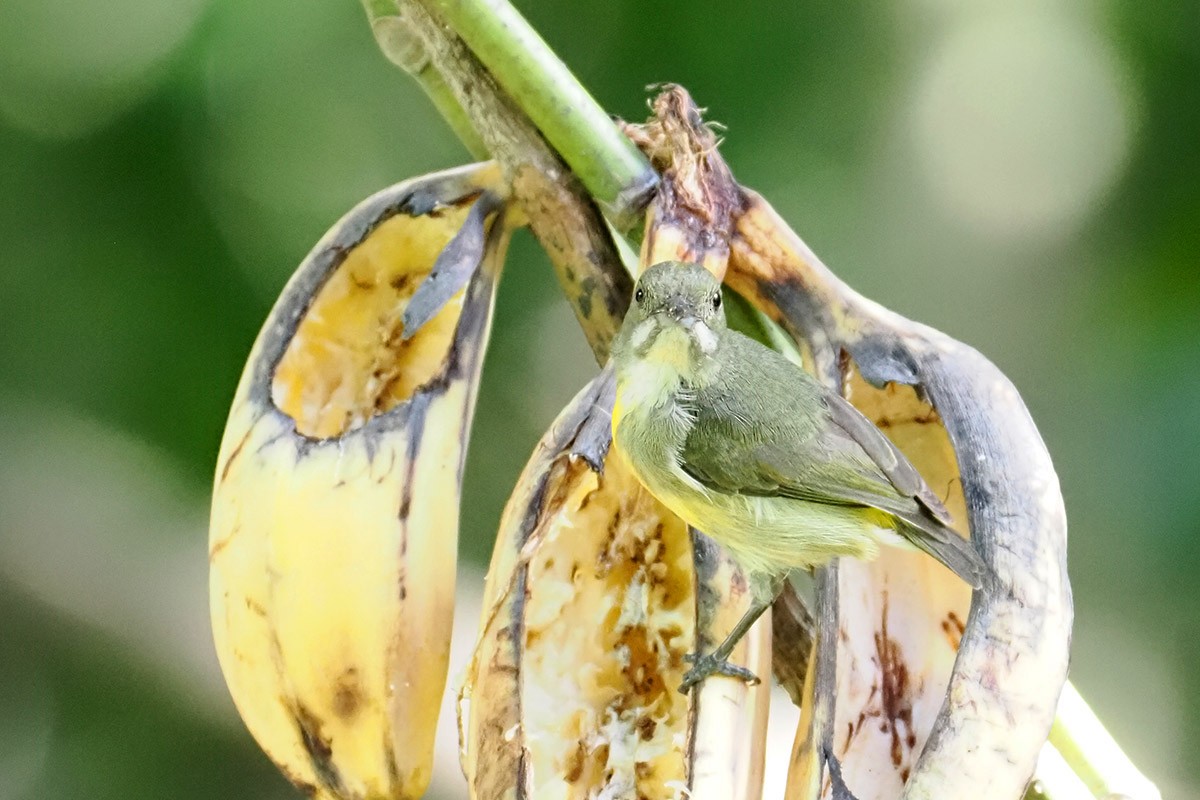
[1049,682,1161,800]
[361,0,489,159]
[418,0,656,228]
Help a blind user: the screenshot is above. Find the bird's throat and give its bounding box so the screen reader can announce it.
[613,355,685,434]
[613,325,714,442]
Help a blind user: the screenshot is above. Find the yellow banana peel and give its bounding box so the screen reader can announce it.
[209,161,509,800]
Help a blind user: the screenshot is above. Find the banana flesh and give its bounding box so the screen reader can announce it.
[209,162,508,800]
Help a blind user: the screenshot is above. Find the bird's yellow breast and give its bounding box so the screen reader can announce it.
[611,392,626,434]
[613,358,884,578]
[614,362,743,562]
[612,352,696,495]
[612,343,691,430]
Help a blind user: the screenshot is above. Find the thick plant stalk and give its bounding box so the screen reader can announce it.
[418,0,655,227]
[1048,683,1161,800]
[392,0,648,361]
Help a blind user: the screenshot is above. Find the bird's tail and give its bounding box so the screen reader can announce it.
[893,513,990,590]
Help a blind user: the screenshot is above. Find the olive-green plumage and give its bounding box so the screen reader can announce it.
[611,261,986,591]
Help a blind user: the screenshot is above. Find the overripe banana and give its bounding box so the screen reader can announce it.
[209,162,510,800]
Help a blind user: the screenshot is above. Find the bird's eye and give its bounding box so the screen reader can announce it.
[712,292,722,311]
[634,288,644,304]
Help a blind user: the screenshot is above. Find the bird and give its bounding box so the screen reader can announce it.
[609,261,987,690]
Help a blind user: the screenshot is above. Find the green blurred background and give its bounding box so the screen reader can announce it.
[0,0,1196,797]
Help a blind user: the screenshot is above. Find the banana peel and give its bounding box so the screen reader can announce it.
[782,371,976,799]
[209,161,509,800]
[727,186,1072,800]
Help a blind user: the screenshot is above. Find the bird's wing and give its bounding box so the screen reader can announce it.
[680,334,952,525]
[820,391,954,525]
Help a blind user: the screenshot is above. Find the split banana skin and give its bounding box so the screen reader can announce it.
[210,163,507,799]
[210,118,1076,797]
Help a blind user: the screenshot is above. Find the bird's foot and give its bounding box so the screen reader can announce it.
[822,744,860,800]
[678,651,760,693]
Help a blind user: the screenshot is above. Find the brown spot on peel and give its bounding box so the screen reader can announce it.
[941,610,967,651]
[219,426,254,483]
[332,667,363,720]
[874,593,915,770]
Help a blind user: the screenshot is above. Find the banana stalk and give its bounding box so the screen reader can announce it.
[391,0,648,363]
[209,162,510,800]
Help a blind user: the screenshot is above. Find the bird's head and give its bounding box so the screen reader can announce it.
[614,261,727,382]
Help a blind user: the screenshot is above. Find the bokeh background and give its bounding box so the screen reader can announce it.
[1,0,1196,797]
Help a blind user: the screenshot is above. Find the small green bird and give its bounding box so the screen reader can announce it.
[611,261,986,690]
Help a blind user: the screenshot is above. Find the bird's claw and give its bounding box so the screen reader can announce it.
[678,652,760,693]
